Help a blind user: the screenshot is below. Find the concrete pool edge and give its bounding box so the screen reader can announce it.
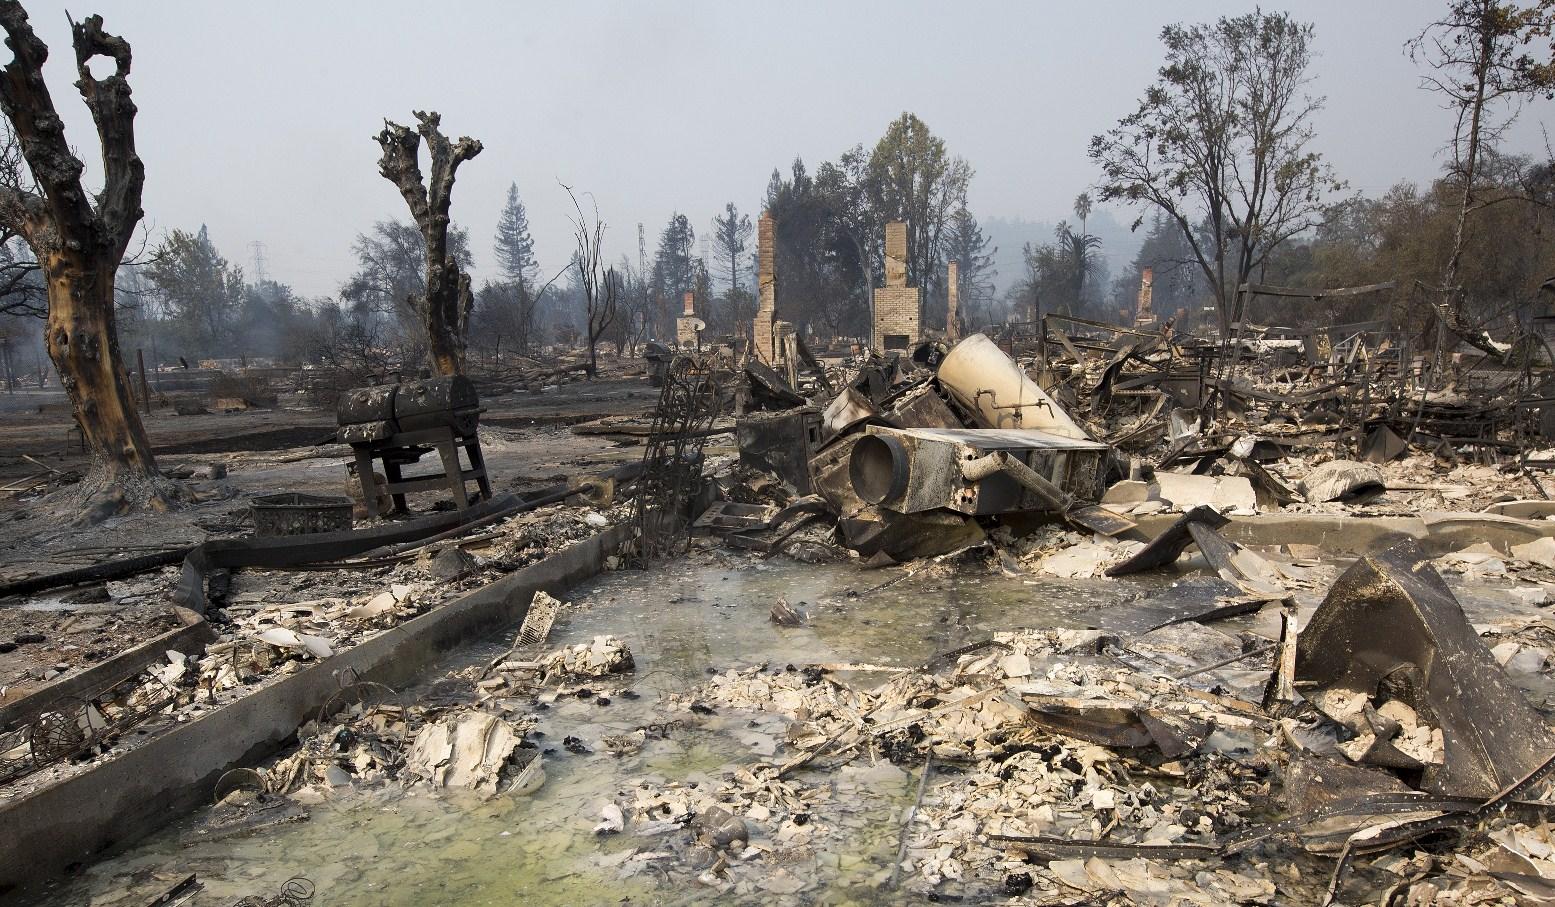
[0,522,632,898]
[1133,510,1555,555]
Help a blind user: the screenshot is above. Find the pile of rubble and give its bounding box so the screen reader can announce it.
[0,500,629,801]
[578,542,1555,903]
[718,317,1555,574]
[247,598,633,806]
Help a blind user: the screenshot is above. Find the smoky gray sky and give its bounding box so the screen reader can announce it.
[17,0,1554,298]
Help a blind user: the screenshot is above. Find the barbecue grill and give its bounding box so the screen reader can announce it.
[336,375,492,516]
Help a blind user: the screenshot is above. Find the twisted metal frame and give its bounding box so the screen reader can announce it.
[629,354,728,565]
[0,671,176,787]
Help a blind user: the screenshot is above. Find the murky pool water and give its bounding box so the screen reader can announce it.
[20,549,1149,907]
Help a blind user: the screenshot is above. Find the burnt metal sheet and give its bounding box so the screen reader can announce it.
[820,386,878,440]
[1294,539,1555,798]
[735,408,819,495]
[881,380,964,431]
[1185,520,1241,576]
[693,501,779,532]
[810,433,868,517]
[835,506,986,561]
[1018,694,1206,758]
[1065,503,1137,537]
[745,359,806,410]
[1105,505,1230,577]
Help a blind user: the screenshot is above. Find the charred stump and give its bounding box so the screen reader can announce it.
[0,3,165,508]
[374,111,482,376]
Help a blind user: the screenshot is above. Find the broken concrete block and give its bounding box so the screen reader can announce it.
[425,546,477,581]
[252,626,334,659]
[1511,536,1555,569]
[1154,471,1256,513]
[1493,641,1548,674]
[1168,408,1200,442]
[540,635,634,680]
[1483,500,1555,520]
[1101,480,1156,505]
[595,802,625,835]
[1297,460,1385,504]
[1037,542,1118,579]
[1508,585,1549,606]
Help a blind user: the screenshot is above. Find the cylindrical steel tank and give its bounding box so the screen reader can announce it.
[935,333,1089,440]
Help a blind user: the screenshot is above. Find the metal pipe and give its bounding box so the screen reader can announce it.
[960,450,1073,511]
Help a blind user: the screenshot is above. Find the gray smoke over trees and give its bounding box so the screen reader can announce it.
[1408,0,1555,357]
[753,113,977,340]
[342,220,472,336]
[941,207,997,329]
[650,213,696,339]
[146,226,245,358]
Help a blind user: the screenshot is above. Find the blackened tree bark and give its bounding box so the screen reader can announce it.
[374,111,482,376]
[0,3,161,500]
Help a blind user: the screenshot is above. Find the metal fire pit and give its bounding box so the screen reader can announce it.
[251,492,354,536]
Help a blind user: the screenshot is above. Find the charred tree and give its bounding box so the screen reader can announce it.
[564,183,617,377]
[0,3,162,503]
[374,111,482,376]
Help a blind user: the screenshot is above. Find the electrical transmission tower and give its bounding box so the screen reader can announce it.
[249,241,268,283]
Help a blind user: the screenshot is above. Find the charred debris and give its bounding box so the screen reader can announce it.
[642,292,1555,903]
[12,285,1555,905]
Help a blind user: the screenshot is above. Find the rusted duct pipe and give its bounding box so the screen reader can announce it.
[960,450,1074,511]
[936,333,1090,440]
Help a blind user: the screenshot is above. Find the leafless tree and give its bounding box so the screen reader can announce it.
[374,111,482,375]
[563,183,616,376]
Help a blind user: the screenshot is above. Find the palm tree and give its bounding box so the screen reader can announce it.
[1073,192,1093,236]
[1055,221,1102,311]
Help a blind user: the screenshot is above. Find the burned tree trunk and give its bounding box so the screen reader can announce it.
[46,260,155,476]
[374,112,482,376]
[0,3,162,500]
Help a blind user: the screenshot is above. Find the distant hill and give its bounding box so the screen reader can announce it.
[983,208,1143,295]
